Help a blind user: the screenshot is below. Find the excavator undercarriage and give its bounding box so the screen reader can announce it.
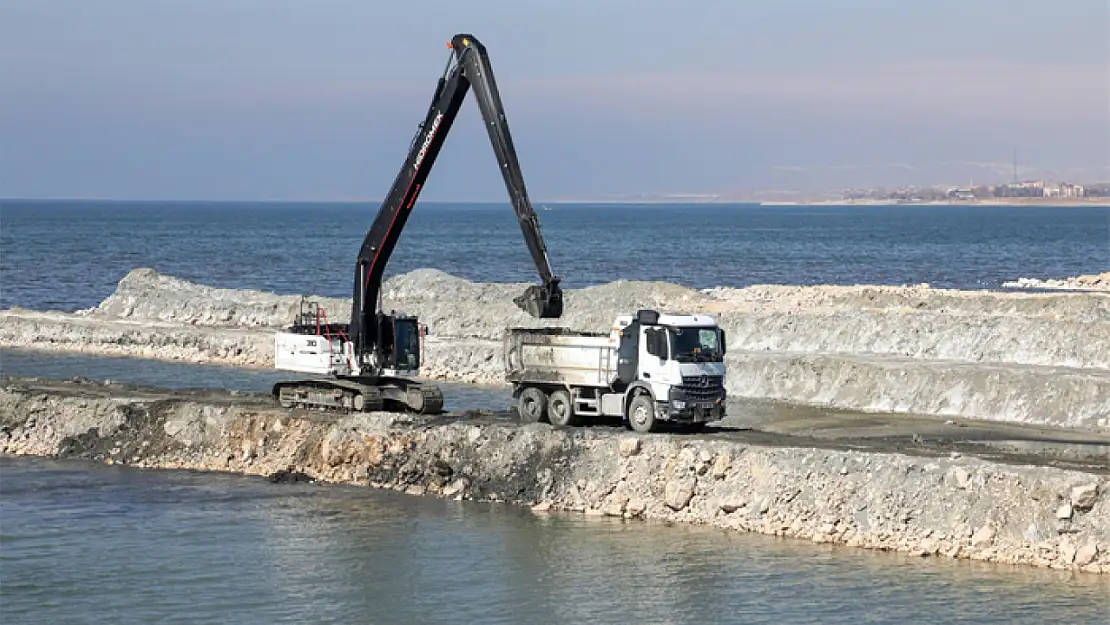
[273,378,443,414]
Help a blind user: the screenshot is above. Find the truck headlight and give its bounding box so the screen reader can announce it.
[672,400,686,409]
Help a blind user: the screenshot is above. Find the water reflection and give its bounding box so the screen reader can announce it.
[0,347,511,412]
[2,457,1107,625]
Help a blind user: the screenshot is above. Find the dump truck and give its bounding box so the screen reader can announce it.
[504,309,727,433]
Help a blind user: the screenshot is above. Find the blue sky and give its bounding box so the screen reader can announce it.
[2,0,1106,200]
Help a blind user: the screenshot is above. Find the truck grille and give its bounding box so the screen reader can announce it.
[679,375,725,401]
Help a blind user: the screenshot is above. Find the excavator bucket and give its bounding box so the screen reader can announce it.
[514,280,563,318]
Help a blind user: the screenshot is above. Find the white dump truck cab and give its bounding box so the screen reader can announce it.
[504,309,727,433]
[613,309,727,431]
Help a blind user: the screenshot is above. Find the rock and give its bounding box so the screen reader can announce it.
[442,478,468,497]
[1056,504,1073,520]
[952,468,971,489]
[618,438,641,458]
[664,476,696,511]
[164,420,185,437]
[268,468,313,484]
[1075,543,1099,566]
[1059,541,1077,564]
[531,501,552,513]
[600,500,626,517]
[921,536,940,554]
[719,499,744,514]
[971,525,995,547]
[1070,484,1099,510]
[1023,523,1042,542]
[625,500,646,517]
[711,454,731,478]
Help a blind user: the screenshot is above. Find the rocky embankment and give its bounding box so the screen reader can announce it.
[1,378,1106,573]
[2,267,1108,427]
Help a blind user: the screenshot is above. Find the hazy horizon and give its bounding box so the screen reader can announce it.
[3,1,1107,202]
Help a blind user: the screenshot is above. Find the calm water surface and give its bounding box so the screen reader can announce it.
[3,201,1109,623]
[2,200,1107,311]
[0,348,511,412]
[2,456,1106,625]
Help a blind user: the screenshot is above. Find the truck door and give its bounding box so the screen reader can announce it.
[617,321,639,384]
[638,326,669,394]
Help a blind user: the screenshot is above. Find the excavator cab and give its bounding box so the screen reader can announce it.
[375,313,422,373]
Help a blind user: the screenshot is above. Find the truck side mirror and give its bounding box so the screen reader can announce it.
[719,329,726,353]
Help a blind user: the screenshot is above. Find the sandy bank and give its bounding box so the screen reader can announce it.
[2,268,1108,427]
[1,378,1106,574]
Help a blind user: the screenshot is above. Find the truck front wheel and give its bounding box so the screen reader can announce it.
[627,394,657,433]
[517,387,548,423]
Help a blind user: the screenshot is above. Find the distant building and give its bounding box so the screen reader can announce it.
[948,187,975,200]
[1059,183,1085,198]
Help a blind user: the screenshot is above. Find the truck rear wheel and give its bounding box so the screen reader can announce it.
[547,390,579,427]
[517,387,548,423]
[627,394,657,433]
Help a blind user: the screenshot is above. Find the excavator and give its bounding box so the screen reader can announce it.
[271,33,563,414]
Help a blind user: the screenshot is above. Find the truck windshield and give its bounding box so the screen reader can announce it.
[668,326,723,362]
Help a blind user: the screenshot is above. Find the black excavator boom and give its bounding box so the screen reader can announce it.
[349,33,563,361]
[273,34,562,415]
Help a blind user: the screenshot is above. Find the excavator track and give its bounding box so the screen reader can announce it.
[273,379,384,414]
[406,384,445,414]
[272,379,444,415]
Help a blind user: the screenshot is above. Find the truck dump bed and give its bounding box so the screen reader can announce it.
[503,327,618,388]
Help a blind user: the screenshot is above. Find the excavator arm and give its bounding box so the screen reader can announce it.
[348,33,563,358]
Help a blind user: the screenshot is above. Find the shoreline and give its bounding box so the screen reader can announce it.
[2,377,1106,574]
[759,198,1110,207]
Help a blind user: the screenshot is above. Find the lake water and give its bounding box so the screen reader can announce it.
[2,455,1106,625]
[3,200,1109,622]
[2,199,1107,311]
